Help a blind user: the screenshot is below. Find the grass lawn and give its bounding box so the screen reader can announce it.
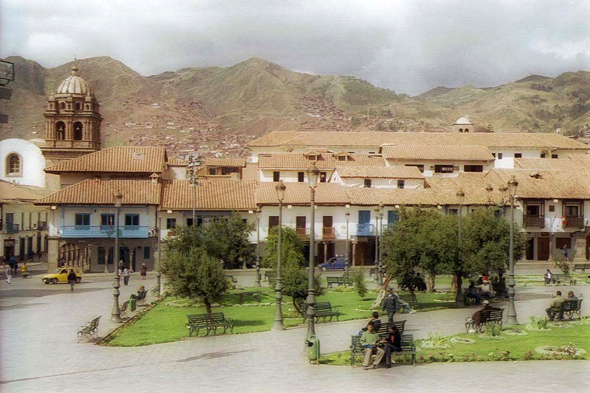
[105,288,456,347]
[321,321,590,365]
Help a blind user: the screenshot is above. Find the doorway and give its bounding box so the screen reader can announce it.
[526,238,535,260]
[538,237,550,261]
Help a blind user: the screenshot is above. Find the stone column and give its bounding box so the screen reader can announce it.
[323,243,328,263]
[47,237,59,272]
[352,241,357,266]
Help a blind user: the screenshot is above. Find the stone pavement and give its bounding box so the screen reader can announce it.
[1,270,589,393]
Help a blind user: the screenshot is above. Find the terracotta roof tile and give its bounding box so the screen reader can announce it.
[0,180,52,203]
[381,145,494,161]
[161,180,257,211]
[168,158,188,167]
[45,146,167,174]
[36,178,162,205]
[336,166,424,179]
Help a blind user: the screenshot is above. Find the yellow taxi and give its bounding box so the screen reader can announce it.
[42,267,82,284]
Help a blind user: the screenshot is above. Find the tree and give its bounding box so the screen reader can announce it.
[350,269,368,298]
[281,262,324,313]
[204,214,255,269]
[163,247,229,313]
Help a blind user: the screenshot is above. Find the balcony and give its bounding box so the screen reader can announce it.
[296,227,310,239]
[524,215,545,228]
[564,215,585,229]
[2,224,19,234]
[61,225,149,239]
[36,222,48,230]
[356,224,375,237]
[383,223,396,232]
[322,227,336,240]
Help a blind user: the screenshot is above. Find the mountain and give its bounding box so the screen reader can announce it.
[1,56,589,157]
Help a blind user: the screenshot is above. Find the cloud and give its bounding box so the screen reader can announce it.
[1,0,589,95]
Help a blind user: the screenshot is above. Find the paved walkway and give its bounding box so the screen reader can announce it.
[1,268,589,392]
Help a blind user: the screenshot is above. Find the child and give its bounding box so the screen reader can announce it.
[21,262,29,279]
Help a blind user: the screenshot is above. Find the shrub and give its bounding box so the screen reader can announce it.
[350,269,368,298]
[526,316,550,331]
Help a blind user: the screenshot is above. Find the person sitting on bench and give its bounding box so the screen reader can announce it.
[544,269,554,286]
[357,312,381,335]
[470,300,501,328]
[131,286,147,300]
[546,291,565,321]
[382,324,402,368]
[566,291,578,302]
[361,322,385,370]
[466,281,482,305]
[478,280,494,299]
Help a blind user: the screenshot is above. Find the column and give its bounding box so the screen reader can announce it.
[66,119,73,141]
[352,242,357,266]
[47,237,59,272]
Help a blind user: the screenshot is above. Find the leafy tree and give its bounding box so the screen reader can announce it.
[350,269,368,298]
[281,262,324,313]
[262,227,306,269]
[162,246,229,313]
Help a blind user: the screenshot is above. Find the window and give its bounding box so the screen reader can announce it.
[556,238,571,250]
[60,102,65,110]
[75,214,90,228]
[6,154,21,176]
[525,203,541,216]
[514,153,522,158]
[397,180,405,189]
[551,154,558,159]
[143,246,151,259]
[464,165,484,172]
[273,171,280,182]
[405,164,424,173]
[98,246,105,265]
[498,153,503,159]
[56,122,66,140]
[269,216,279,229]
[338,156,346,161]
[449,208,459,215]
[434,165,454,173]
[75,102,81,110]
[100,214,115,229]
[549,205,555,212]
[125,214,140,227]
[298,172,305,182]
[364,179,372,188]
[565,204,579,216]
[320,172,327,183]
[209,168,216,175]
[166,218,176,229]
[186,218,194,227]
[540,152,546,158]
[492,153,496,158]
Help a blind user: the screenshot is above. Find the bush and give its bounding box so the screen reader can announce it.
[350,269,368,298]
[526,316,550,331]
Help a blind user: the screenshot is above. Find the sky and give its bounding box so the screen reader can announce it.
[1,0,590,95]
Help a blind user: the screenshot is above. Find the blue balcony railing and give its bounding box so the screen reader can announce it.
[3,224,20,234]
[61,225,149,239]
[356,223,375,236]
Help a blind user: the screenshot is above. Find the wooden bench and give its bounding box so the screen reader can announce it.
[326,276,352,288]
[225,275,238,284]
[77,316,101,342]
[553,273,576,286]
[301,301,340,323]
[573,263,590,272]
[465,308,504,333]
[132,290,148,306]
[558,299,584,320]
[186,312,234,337]
[236,291,261,305]
[350,325,415,366]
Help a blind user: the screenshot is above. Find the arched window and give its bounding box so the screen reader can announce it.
[75,102,81,110]
[74,122,83,140]
[459,128,463,133]
[56,122,66,140]
[60,102,66,110]
[6,154,22,176]
[464,128,469,133]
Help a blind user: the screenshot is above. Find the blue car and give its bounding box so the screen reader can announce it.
[319,256,346,271]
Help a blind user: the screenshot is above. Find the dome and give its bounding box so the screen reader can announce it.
[56,65,91,95]
[454,117,473,125]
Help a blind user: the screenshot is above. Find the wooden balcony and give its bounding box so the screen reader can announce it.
[322,227,336,240]
[564,215,585,229]
[296,227,310,239]
[523,215,545,228]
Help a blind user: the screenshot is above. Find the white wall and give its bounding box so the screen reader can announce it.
[491,149,543,169]
[0,138,46,188]
[385,160,494,177]
[260,169,334,183]
[335,177,422,189]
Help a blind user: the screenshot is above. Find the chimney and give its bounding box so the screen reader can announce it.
[150,173,161,184]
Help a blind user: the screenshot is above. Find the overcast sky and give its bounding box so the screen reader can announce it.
[2,0,590,95]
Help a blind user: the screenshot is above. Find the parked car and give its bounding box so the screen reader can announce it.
[42,267,82,284]
[319,255,346,271]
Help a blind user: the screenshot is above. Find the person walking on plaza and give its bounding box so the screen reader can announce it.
[361,322,385,370]
[562,245,568,261]
[546,291,566,321]
[9,256,15,275]
[5,265,12,284]
[67,269,77,292]
[382,289,400,324]
[21,262,29,279]
[123,267,130,286]
[140,263,147,280]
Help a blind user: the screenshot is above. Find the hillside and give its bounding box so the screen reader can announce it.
[1,56,590,158]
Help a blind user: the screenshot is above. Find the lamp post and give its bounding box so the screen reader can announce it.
[345,210,350,272]
[187,154,201,224]
[456,189,465,308]
[250,208,262,287]
[111,191,123,323]
[305,164,320,342]
[506,176,519,326]
[272,181,286,330]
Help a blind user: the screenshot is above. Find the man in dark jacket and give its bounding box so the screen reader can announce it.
[382,289,400,324]
[382,324,402,368]
[67,270,77,292]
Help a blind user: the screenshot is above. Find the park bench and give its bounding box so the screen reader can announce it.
[235,291,261,305]
[132,289,148,306]
[301,301,340,323]
[264,271,277,286]
[326,276,352,288]
[573,263,590,272]
[186,312,234,337]
[553,273,576,286]
[557,299,584,321]
[350,325,415,366]
[120,300,129,318]
[77,316,101,342]
[465,308,504,333]
[225,275,238,284]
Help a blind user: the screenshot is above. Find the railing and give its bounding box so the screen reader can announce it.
[2,224,19,234]
[523,215,545,228]
[383,223,396,232]
[61,225,150,238]
[564,215,584,229]
[37,222,48,230]
[296,227,310,238]
[322,227,336,240]
[356,224,375,236]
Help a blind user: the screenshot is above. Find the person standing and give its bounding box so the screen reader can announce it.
[9,256,15,275]
[562,245,568,261]
[140,263,147,280]
[67,269,77,292]
[382,289,400,324]
[5,265,12,284]
[123,267,130,286]
[21,262,29,279]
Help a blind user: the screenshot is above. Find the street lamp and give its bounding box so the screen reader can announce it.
[506,176,519,325]
[305,163,320,343]
[187,154,201,224]
[249,208,262,287]
[345,210,350,272]
[272,181,286,330]
[111,191,123,323]
[456,188,466,308]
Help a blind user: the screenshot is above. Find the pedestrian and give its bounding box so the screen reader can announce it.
[382,288,400,324]
[123,267,130,286]
[562,245,568,261]
[9,255,15,274]
[67,269,77,291]
[140,263,147,280]
[5,265,12,284]
[21,262,29,279]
